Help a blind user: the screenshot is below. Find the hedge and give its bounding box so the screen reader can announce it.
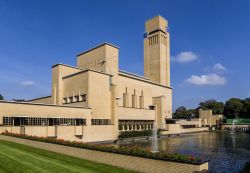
[226,119,250,125]
[118,130,154,138]
[1,132,205,164]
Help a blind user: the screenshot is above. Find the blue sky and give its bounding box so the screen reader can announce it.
[0,0,250,110]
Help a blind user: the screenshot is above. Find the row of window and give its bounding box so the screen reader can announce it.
[91,119,112,125]
[2,117,86,126]
[118,120,154,130]
[119,120,154,125]
[63,94,86,104]
[148,34,167,45]
[118,124,153,131]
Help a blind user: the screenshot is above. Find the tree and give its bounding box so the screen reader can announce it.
[224,98,243,118]
[198,99,224,114]
[242,98,250,118]
[0,94,3,100]
[173,106,192,119]
[189,109,199,118]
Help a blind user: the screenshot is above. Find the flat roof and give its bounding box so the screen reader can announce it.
[119,70,150,80]
[0,100,91,109]
[118,71,172,89]
[52,63,83,70]
[27,95,51,102]
[77,42,119,57]
[51,63,112,79]
[62,68,112,80]
[51,64,172,89]
[153,95,166,98]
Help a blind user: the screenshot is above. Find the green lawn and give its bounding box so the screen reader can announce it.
[0,140,137,173]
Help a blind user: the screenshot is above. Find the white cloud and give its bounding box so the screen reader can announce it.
[172,51,198,63]
[21,80,36,86]
[186,73,226,86]
[213,63,226,72]
[204,63,227,73]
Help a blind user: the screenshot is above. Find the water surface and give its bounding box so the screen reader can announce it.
[116,132,250,173]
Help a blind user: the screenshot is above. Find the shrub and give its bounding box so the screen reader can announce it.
[118,130,161,139]
[118,129,160,139]
[1,132,204,164]
[118,130,151,138]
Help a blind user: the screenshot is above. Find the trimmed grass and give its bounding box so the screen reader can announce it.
[0,140,137,173]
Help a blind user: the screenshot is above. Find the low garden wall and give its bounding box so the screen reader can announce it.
[0,134,208,173]
[161,127,209,135]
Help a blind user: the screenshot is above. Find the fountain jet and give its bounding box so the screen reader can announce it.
[151,122,159,153]
[230,119,237,135]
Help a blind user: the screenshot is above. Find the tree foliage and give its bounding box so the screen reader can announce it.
[173,98,250,119]
[0,94,3,100]
[173,106,193,119]
[198,99,224,114]
[224,98,244,118]
[241,98,250,118]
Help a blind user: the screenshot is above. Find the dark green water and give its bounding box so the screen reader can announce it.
[117,132,250,173]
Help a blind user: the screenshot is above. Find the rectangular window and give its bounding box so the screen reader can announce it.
[74,96,79,102]
[69,96,73,103]
[3,117,13,126]
[91,119,111,125]
[2,117,85,126]
[76,119,86,126]
[80,94,86,102]
[63,95,86,104]
[63,98,67,104]
[118,120,154,131]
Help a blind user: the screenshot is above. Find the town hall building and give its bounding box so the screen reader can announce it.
[0,16,173,142]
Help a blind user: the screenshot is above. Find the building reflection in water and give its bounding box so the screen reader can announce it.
[117,132,250,173]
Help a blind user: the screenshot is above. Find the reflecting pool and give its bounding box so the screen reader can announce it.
[116,132,250,173]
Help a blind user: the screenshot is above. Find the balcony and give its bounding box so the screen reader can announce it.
[118,106,155,120]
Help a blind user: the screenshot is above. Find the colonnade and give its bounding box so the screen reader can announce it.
[118,120,154,131]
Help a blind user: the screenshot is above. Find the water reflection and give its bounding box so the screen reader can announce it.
[116,132,250,173]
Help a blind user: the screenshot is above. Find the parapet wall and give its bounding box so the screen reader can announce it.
[0,101,91,122]
[163,125,209,135]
